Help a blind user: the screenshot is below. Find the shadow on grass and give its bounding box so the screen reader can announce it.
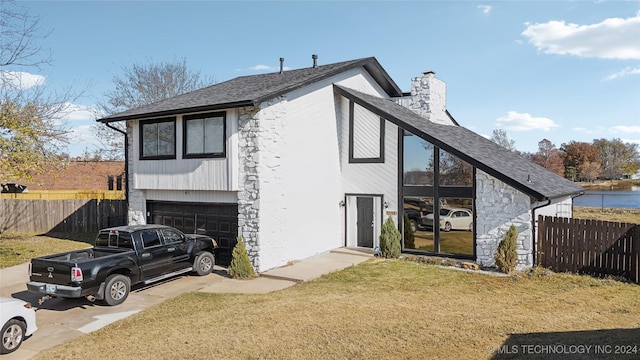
[492,328,640,359]
[39,232,95,245]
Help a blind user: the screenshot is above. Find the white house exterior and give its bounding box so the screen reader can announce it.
[99,57,584,272]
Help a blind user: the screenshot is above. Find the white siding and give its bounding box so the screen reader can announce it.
[129,109,239,191]
[254,68,399,271]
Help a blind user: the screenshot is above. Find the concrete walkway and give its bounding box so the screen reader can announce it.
[0,248,372,360]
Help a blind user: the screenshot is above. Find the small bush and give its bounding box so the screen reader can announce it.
[380,217,401,258]
[228,236,256,279]
[403,214,415,249]
[494,225,518,274]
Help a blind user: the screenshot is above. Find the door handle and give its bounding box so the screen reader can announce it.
[141,253,151,258]
[167,247,176,252]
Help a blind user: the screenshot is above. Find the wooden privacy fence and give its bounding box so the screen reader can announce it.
[0,199,127,233]
[537,215,640,284]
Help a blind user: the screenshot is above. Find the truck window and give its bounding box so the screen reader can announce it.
[95,231,133,249]
[141,230,161,248]
[162,229,184,245]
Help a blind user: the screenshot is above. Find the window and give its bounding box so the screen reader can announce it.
[161,229,184,245]
[183,112,226,158]
[439,149,472,186]
[140,117,176,160]
[403,131,434,185]
[349,102,385,163]
[141,230,161,248]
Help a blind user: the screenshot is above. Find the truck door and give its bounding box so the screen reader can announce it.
[138,229,173,279]
[160,228,191,272]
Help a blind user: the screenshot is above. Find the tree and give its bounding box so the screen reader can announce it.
[228,236,256,279]
[560,141,600,181]
[494,225,518,274]
[93,59,215,159]
[531,139,564,177]
[593,138,639,180]
[490,129,517,152]
[379,217,401,258]
[579,161,601,182]
[1,0,75,182]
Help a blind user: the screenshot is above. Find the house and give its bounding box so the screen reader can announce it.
[98,56,584,271]
[8,161,125,191]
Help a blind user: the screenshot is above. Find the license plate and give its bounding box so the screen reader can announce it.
[45,284,57,293]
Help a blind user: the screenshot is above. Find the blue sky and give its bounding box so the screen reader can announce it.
[8,0,640,157]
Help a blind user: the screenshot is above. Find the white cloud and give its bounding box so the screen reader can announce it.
[0,70,45,90]
[611,125,640,133]
[478,5,492,15]
[496,111,559,131]
[69,124,101,144]
[521,11,640,59]
[603,66,640,80]
[58,103,98,122]
[237,64,292,72]
[621,137,640,146]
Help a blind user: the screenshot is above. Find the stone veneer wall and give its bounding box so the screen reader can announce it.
[126,122,146,225]
[475,170,534,269]
[237,105,262,270]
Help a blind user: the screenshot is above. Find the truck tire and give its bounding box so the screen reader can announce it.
[194,252,214,276]
[103,274,130,306]
[1,319,25,354]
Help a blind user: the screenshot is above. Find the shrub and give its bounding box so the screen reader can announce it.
[380,217,401,258]
[403,214,415,249]
[494,225,518,274]
[228,236,256,279]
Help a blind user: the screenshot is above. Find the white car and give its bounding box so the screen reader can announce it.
[422,208,473,232]
[0,297,37,354]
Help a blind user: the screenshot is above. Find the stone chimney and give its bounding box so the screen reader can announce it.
[407,70,453,126]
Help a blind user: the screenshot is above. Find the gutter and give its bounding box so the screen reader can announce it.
[105,123,129,204]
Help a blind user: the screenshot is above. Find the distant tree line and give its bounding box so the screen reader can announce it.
[491,130,640,182]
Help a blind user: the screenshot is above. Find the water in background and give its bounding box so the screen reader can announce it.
[574,188,640,209]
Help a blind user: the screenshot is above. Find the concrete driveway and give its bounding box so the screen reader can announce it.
[0,263,232,360]
[0,248,371,360]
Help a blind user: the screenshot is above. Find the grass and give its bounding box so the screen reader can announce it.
[573,207,640,224]
[0,232,93,268]
[34,260,640,360]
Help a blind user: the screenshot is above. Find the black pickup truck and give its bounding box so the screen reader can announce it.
[27,225,217,306]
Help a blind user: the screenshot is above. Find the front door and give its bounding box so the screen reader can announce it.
[356,197,374,248]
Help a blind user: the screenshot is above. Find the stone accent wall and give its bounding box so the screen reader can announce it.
[236,97,288,272]
[237,105,262,270]
[475,170,533,269]
[126,122,146,225]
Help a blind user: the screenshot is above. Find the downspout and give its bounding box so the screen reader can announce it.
[105,122,129,203]
[531,199,551,267]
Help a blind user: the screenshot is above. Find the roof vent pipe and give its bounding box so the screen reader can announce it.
[279,58,284,74]
[312,54,318,68]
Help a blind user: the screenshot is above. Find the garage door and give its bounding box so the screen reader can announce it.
[147,201,238,264]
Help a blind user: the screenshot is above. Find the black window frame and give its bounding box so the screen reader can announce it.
[182,111,227,159]
[349,101,385,164]
[139,117,177,160]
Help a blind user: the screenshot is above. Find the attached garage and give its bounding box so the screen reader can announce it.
[146,201,238,264]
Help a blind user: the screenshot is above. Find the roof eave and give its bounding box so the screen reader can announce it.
[97,100,255,123]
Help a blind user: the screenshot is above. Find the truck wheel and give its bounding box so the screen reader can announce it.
[103,274,130,306]
[194,252,214,276]
[1,319,25,354]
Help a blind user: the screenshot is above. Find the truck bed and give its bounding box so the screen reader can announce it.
[35,247,133,264]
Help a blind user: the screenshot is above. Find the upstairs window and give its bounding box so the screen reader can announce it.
[140,117,176,160]
[349,102,385,163]
[183,112,226,158]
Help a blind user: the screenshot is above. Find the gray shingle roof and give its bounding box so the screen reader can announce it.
[98,57,402,123]
[334,85,585,201]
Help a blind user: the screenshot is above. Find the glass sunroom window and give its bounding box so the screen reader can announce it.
[439,150,472,186]
[403,131,434,185]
